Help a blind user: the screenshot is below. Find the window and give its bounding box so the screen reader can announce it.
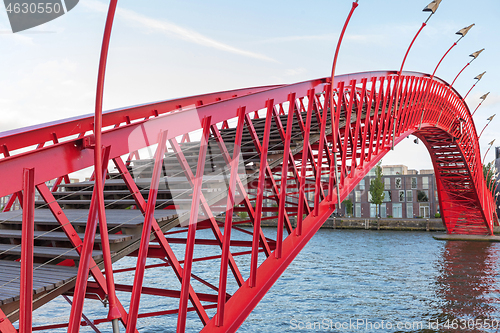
[355,204,361,217]
[411,177,417,189]
[359,179,365,190]
[399,190,405,202]
[380,203,387,218]
[417,190,429,202]
[355,191,361,202]
[383,191,392,202]
[422,176,429,189]
[395,177,402,189]
[392,203,403,218]
[419,203,430,218]
[384,178,391,189]
[406,190,413,202]
[407,204,413,218]
[370,204,377,218]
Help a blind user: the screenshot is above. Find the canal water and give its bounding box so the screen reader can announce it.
[32,229,500,332]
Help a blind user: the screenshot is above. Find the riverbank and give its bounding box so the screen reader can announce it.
[237,216,500,233]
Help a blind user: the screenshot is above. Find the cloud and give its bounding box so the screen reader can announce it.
[254,32,386,45]
[82,0,276,62]
[0,23,35,45]
[255,34,336,44]
[285,68,307,76]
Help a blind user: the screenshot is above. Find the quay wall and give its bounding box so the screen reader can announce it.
[231,217,500,233]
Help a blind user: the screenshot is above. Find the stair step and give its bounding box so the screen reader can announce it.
[0,244,108,260]
[0,260,78,306]
[36,198,193,206]
[0,209,180,228]
[0,230,132,243]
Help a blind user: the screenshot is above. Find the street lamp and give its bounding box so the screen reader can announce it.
[69,1,121,333]
[483,139,496,165]
[472,92,490,116]
[392,0,442,148]
[494,179,500,199]
[418,23,474,129]
[432,24,474,77]
[329,0,359,211]
[478,114,496,139]
[464,71,486,99]
[451,48,485,86]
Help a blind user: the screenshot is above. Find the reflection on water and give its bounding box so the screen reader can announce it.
[429,241,500,332]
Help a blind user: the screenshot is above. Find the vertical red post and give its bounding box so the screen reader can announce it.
[92,0,120,327]
[177,116,212,333]
[328,82,344,202]
[329,0,359,210]
[68,147,111,333]
[276,93,296,258]
[296,89,315,236]
[126,131,168,333]
[249,100,274,287]
[216,107,245,327]
[19,167,35,333]
[313,86,331,216]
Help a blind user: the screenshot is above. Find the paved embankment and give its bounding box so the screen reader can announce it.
[239,217,500,233]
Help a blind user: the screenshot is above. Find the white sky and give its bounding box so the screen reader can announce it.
[1,0,499,172]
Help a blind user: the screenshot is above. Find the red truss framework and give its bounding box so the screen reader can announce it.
[0,70,497,332]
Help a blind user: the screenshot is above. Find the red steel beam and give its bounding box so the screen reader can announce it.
[19,168,35,333]
[216,107,245,326]
[177,116,212,333]
[126,131,169,333]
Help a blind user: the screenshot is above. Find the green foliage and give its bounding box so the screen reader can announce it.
[369,162,385,218]
[238,211,248,219]
[343,198,353,216]
[483,161,497,194]
[272,202,278,216]
[434,213,441,218]
[417,190,429,202]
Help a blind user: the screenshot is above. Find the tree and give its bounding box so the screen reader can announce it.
[483,161,497,194]
[369,162,385,218]
[343,198,353,217]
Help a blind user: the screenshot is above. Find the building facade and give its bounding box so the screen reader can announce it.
[343,165,439,219]
[496,147,500,218]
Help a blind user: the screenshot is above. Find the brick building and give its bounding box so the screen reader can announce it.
[496,147,500,217]
[343,164,439,218]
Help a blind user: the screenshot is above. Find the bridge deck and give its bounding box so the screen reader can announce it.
[0,209,181,312]
[0,261,78,306]
[0,72,495,331]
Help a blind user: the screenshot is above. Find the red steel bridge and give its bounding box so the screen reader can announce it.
[0,2,498,332]
[0,68,498,332]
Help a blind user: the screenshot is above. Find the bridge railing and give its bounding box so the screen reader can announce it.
[0,70,496,331]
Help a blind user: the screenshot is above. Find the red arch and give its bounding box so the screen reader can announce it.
[0,70,496,331]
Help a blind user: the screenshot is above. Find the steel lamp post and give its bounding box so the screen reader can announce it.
[478,114,496,140]
[392,0,442,148]
[483,139,496,165]
[464,71,486,99]
[432,24,474,77]
[329,0,359,211]
[451,48,484,86]
[418,23,474,129]
[472,92,490,116]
